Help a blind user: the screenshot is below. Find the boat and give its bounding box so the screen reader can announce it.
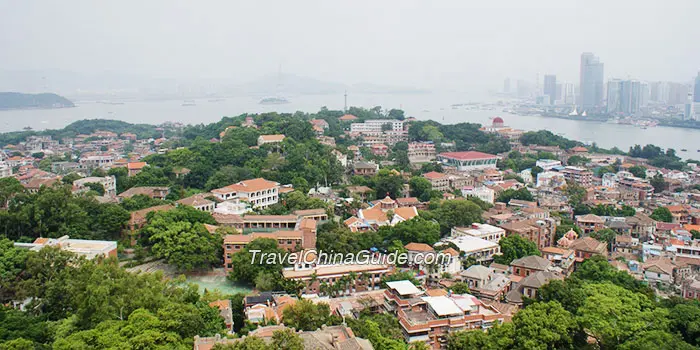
[182,100,196,106]
[259,97,289,105]
[681,149,688,151]
[23,126,33,131]
[208,98,226,102]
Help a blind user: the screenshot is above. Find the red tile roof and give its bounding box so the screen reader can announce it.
[438,151,498,161]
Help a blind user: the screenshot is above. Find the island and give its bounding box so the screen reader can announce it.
[0,92,75,110]
[259,97,289,105]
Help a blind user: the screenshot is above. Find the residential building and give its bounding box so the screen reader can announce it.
[422,171,449,192]
[176,193,216,212]
[0,162,12,178]
[536,171,566,188]
[350,119,404,135]
[209,300,234,333]
[385,281,504,348]
[285,263,394,296]
[211,178,279,209]
[437,151,499,171]
[499,218,557,250]
[510,255,552,277]
[73,176,117,196]
[575,214,605,234]
[540,247,575,275]
[462,186,495,204]
[451,223,505,243]
[194,324,374,350]
[118,186,170,200]
[352,162,379,176]
[535,159,562,171]
[440,235,500,262]
[127,162,147,176]
[257,134,285,146]
[407,141,436,163]
[370,143,389,157]
[569,237,608,261]
[561,166,593,186]
[506,271,561,305]
[14,235,117,260]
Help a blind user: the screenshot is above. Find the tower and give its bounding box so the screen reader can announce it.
[580,53,605,110]
[344,90,348,113]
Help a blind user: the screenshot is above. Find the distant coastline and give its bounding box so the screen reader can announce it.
[0,92,75,111]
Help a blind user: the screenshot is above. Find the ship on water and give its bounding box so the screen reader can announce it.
[182,100,196,106]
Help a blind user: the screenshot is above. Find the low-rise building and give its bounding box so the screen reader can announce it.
[569,237,608,262]
[176,193,216,212]
[73,176,117,196]
[211,178,279,209]
[437,151,499,171]
[422,171,449,192]
[257,134,285,146]
[560,166,593,186]
[353,162,379,176]
[440,235,500,263]
[451,223,505,243]
[462,186,495,204]
[407,141,436,163]
[118,186,170,200]
[575,214,605,234]
[510,255,552,277]
[14,235,117,260]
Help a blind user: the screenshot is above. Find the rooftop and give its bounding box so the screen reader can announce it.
[438,151,498,161]
[386,280,422,296]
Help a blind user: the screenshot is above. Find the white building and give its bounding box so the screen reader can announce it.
[0,161,12,178]
[350,119,404,135]
[214,199,251,215]
[14,235,117,260]
[601,173,617,188]
[519,169,533,184]
[535,159,562,171]
[211,178,280,209]
[73,176,117,196]
[440,235,500,262]
[332,149,347,168]
[451,223,505,244]
[461,186,495,204]
[437,151,499,171]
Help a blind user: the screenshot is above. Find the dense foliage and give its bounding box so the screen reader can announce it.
[0,247,225,349]
[448,257,698,349]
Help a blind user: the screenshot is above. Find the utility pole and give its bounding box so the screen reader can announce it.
[344,90,348,113]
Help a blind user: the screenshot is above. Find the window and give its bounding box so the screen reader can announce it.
[234,245,240,249]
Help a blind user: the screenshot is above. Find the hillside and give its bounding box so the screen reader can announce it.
[0,92,75,110]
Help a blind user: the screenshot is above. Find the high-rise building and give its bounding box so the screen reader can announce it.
[563,83,576,105]
[606,79,621,114]
[694,72,700,103]
[640,82,650,108]
[668,83,689,105]
[579,53,605,110]
[607,79,643,115]
[504,78,511,94]
[543,75,557,105]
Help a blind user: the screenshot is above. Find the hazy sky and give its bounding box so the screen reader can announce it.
[0,0,698,90]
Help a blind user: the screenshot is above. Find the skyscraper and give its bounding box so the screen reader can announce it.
[694,72,700,103]
[543,75,557,105]
[606,79,621,114]
[579,53,605,110]
[504,78,511,94]
[607,79,642,115]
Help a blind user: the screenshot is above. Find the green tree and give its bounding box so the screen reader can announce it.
[650,174,667,193]
[628,165,647,179]
[270,329,304,350]
[650,207,673,223]
[83,182,105,196]
[493,235,540,265]
[228,238,286,285]
[281,299,332,331]
[148,221,222,271]
[511,301,576,350]
[495,187,534,204]
[427,199,484,235]
[408,177,432,201]
[373,169,404,199]
[450,282,470,294]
